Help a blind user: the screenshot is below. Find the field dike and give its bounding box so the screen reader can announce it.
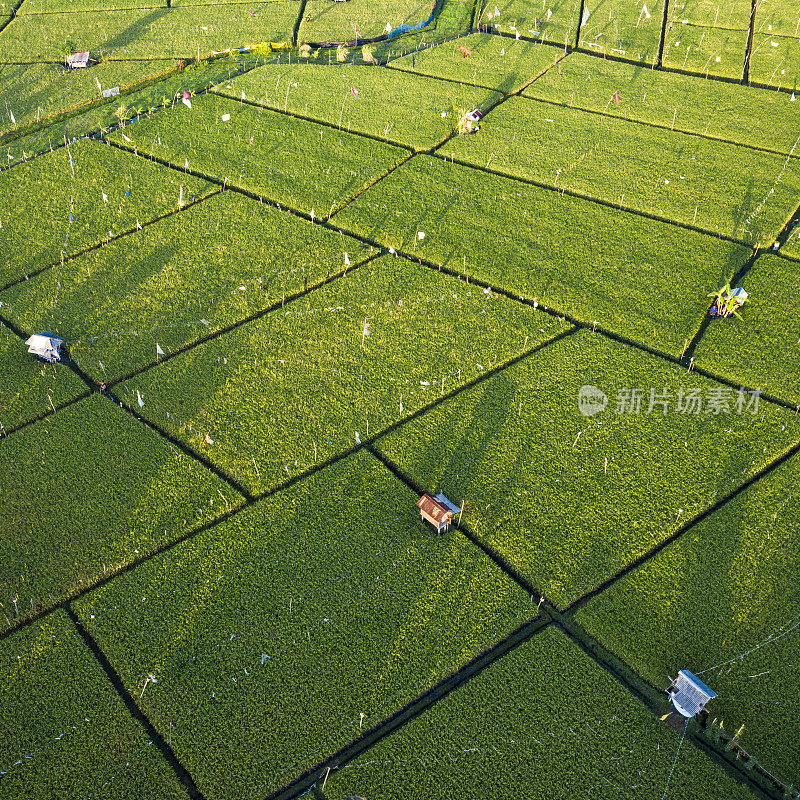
[4,16,799,800]
[364,447,783,800]
[66,604,208,800]
[0,186,221,293]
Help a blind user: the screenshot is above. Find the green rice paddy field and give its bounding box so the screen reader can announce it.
[2,2,800,799]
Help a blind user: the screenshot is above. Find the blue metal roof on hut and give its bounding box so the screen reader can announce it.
[668,670,717,718]
[435,494,461,515]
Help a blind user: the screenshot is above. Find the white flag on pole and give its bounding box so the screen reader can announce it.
[137,390,144,407]
[156,343,165,356]
[582,7,590,24]
[643,3,651,17]
[102,191,108,203]
[344,252,351,266]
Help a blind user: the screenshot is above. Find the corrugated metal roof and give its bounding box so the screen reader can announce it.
[434,494,461,515]
[677,670,716,700]
[670,670,716,717]
[66,52,90,67]
[417,494,451,523]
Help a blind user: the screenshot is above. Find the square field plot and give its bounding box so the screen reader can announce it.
[477,0,582,47]
[74,451,538,800]
[0,394,243,629]
[668,0,752,29]
[0,138,214,289]
[0,61,178,139]
[0,324,86,432]
[577,451,800,786]
[750,34,800,89]
[374,329,800,607]
[108,92,407,216]
[578,0,666,61]
[1,191,369,385]
[389,33,561,92]
[298,0,431,42]
[662,23,747,78]
[440,95,800,243]
[0,610,188,800]
[123,256,563,494]
[215,64,502,151]
[0,5,298,62]
[325,626,753,800]
[334,155,751,355]
[693,254,800,406]
[755,0,800,38]
[525,52,800,155]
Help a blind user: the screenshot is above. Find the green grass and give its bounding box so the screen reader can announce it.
[662,23,748,78]
[754,0,800,38]
[1,191,370,384]
[171,0,296,6]
[0,138,214,289]
[389,32,562,91]
[578,0,666,61]
[19,0,165,12]
[73,451,536,800]
[0,5,298,62]
[693,254,800,406]
[0,324,87,432]
[107,92,408,215]
[525,51,800,155]
[0,61,178,139]
[0,610,188,800]
[0,394,243,628]
[668,0,751,29]
[577,450,800,786]
[781,221,800,256]
[326,627,754,800]
[298,0,431,42]
[374,329,800,607]
[123,256,562,494]
[477,0,581,48]
[214,63,501,150]
[440,95,800,243]
[334,154,751,355]
[749,33,800,89]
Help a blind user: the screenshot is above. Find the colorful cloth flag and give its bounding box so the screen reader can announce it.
[612,90,622,104]
[351,86,358,98]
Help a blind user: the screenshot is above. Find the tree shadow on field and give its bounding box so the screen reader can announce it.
[97,7,172,58]
[430,367,516,504]
[21,238,184,380]
[730,176,755,245]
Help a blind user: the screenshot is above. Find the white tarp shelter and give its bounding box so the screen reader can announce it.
[729,287,748,304]
[66,51,90,69]
[26,334,63,363]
